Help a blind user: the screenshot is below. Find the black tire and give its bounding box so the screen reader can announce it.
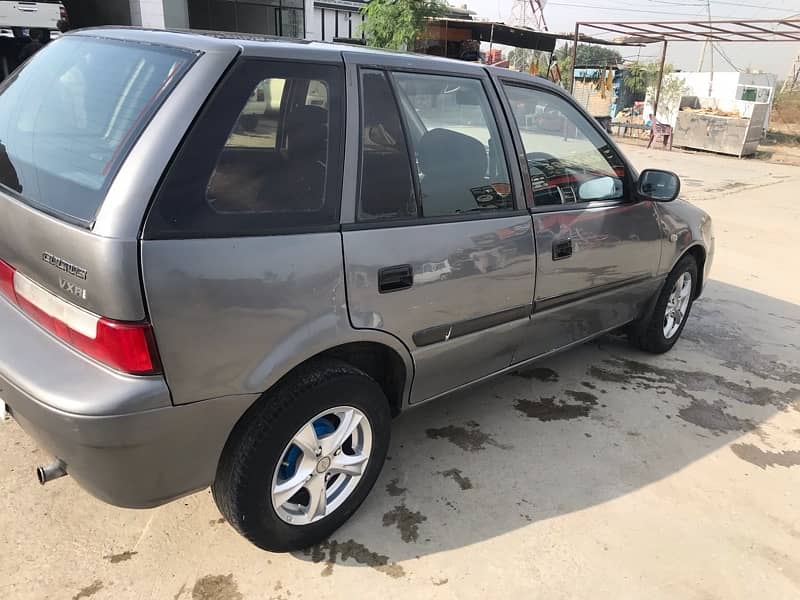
[629,254,698,354]
[212,358,391,552]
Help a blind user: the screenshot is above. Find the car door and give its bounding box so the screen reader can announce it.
[493,75,664,360]
[341,55,536,404]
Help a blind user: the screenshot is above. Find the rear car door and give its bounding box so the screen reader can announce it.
[341,55,536,404]
[494,76,663,359]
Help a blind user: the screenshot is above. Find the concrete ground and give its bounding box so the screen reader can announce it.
[2,145,800,600]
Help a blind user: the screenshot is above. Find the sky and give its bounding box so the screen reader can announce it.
[462,0,799,78]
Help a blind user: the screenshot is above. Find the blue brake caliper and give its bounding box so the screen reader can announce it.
[279,417,336,482]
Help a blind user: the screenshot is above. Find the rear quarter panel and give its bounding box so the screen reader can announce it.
[141,234,413,405]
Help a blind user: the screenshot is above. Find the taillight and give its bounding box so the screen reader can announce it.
[0,258,161,375]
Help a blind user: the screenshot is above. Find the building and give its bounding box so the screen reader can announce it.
[64,0,368,42]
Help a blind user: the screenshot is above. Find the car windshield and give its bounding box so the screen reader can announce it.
[0,35,194,226]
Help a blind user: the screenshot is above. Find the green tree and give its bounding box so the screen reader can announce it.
[623,60,648,93]
[360,0,447,50]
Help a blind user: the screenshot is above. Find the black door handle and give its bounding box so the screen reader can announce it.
[552,239,572,260]
[378,264,413,293]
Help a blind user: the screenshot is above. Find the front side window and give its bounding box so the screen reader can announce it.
[503,84,625,207]
[147,60,344,238]
[392,72,514,217]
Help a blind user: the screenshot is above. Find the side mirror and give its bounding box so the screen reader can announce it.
[637,169,680,202]
[578,176,622,201]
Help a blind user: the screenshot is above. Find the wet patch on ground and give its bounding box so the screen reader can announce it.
[73,581,103,600]
[730,443,800,469]
[103,550,138,564]
[439,468,473,490]
[426,422,512,452]
[565,390,598,405]
[685,303,800,385]
[513,366,559,382]
[191,574,242,600]
[514,389,598,421]
[678,400,755,433]
[590,356,800,410]
[383,504,427,543]
[304,539,405,578]
[514,397,591,421]
[386,478,406,497]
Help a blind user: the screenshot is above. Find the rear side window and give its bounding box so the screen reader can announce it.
[0,36,194,226]
[146,60,344,238]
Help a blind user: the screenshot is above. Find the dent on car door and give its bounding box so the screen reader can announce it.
[498,81,663,358]
[341,65,536,403]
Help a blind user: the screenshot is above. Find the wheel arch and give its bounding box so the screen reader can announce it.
[241,334,413,425]
[680,243,707,299]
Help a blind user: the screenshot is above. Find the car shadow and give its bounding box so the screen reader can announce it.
[293,279,800,571]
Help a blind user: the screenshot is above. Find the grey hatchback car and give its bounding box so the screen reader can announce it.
[0,28,713,551]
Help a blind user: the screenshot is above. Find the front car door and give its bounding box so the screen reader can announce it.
[492,74,664,360]
[341,54,536,404]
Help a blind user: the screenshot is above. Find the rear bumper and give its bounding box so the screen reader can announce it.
[0,296,254,508]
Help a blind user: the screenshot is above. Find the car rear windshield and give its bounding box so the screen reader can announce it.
[0,35,195,226]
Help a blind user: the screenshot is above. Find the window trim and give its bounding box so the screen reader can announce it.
[355,68,420,223]
[351,66,524,228]
[495,78,635,212]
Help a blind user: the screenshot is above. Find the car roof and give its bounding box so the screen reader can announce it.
[70,26,563,94]
[71,26,485,69]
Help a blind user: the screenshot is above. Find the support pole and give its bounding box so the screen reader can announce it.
[569,23,579,93]
[489,23,494,61]
[652,39,668,124]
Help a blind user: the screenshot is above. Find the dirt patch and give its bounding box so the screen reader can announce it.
[103,550,137,564]
[386,478,406,497]
[304,539,405,578]
[678,400,754,434]
[439,468,473,490]
[514,397,591,421]
[433,577,449,586]
[730,443,800,469]
[514,366,559,382]
[426,422,511,452]
[383,504,427,543]
[192,574,242,600]
[73,581,103,600]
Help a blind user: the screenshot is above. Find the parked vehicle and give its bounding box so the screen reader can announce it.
[0,1,66,79]
[0,29,714,552]
[0,1,65,30]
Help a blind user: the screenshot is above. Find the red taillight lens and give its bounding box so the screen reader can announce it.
[0,258,161,375]
[72,318,161,375]
[0,258,15,301]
